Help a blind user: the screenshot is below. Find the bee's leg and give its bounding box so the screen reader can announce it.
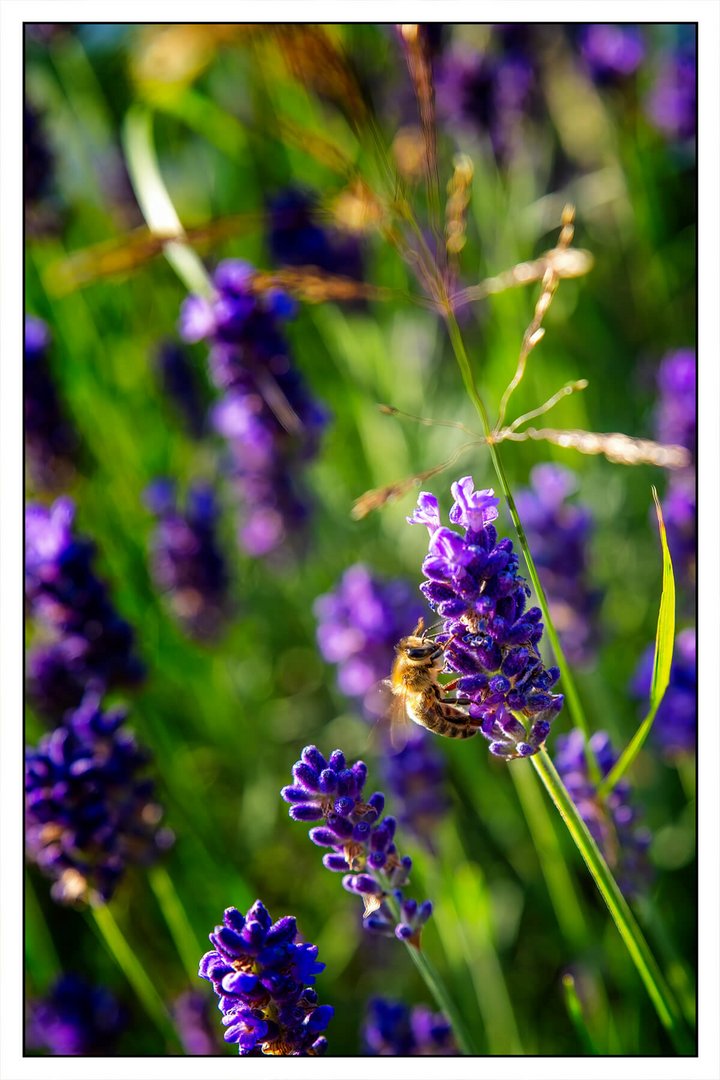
[439,693,472,706]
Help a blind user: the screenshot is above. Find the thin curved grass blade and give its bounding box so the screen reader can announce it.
[598,488,676,797]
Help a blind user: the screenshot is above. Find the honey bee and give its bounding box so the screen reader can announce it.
[385,617,479,743]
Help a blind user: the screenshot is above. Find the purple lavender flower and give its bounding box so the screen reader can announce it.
[514,464,600,667]
[172,990,222,1055]
[179,261,329,558]
[654,349,696,453]
[144,479,231,641]
[24,316,79,491]
[578,24,645,81]
[434,33,536,163]
[314,564,424,704]
[555,730,652,899]
[26,975,125,1056]
[632,627,696,758]
[653,349,696,585]
[25,498,144,717]
[408,477,563,760]
[198,901,332,1056]
[362,997,457,1055]
[155,340,207,438]
[282,746,433,942]
[268,187,364,280]
[646,42,696,143]
[25,692,173,904]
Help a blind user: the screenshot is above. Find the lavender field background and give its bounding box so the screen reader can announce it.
[23,23,696,1058]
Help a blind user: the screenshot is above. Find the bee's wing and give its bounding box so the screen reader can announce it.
[363,678,412,753]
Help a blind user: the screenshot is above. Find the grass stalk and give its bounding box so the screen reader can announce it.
[90,904,179,1049]
[149,865,202,985]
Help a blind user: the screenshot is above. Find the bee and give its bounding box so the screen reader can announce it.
[385,617,479,743]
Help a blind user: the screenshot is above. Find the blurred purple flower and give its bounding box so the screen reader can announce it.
[268,187,364,280]
[24,316,79,491]
[632,627,696,758]
[515,464,600,667]
[25,692,173,904]
[362,997,457,1055]
[145,479,231,641]
[179,261,329,558]
[579,24,645,81]
[314,565,448,846]
[282,746,433,942]
[409,477,563,760]
[434,34,536,163]
[653,349,696,586]
[198,901,332,1056]
[646,43,696,143]
[314,564,424,703]
[26,975,125,1056]
[25,498,144,717]
[155,339,207,438]
[172,990,222,1055]
[555,730,652,899]
[654,349,696,454]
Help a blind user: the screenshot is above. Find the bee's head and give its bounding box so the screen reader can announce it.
[395,617,443,665]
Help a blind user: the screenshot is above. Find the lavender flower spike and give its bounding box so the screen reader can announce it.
[25,497,144,717]
[409,477,564,760]
[198,901,332,1056]
[555,730,652,899]
[25,692,173,904]
[515,464,600,667]
[145,479,231,641]
[25,315,79,491]
[632,628,696,758]
[314,563,424,704]
[363,997,458,1056]
[26,975,125,1056]
[282,746,432,943]
[179,258,329,558]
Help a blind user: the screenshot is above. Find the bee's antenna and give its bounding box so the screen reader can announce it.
[421,619,445,638]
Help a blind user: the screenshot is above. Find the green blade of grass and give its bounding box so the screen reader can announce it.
[122,105,214,299]
[562,972,599,1055]
[598,487,675,797]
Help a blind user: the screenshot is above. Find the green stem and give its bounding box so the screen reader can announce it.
[384,892,477,1055]
[149,865,202,984]
[442,308,602,785]
[531,748,693,1054]
[90,905,179,1049]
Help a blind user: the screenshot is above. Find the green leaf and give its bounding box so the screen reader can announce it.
[598,487,676,797]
